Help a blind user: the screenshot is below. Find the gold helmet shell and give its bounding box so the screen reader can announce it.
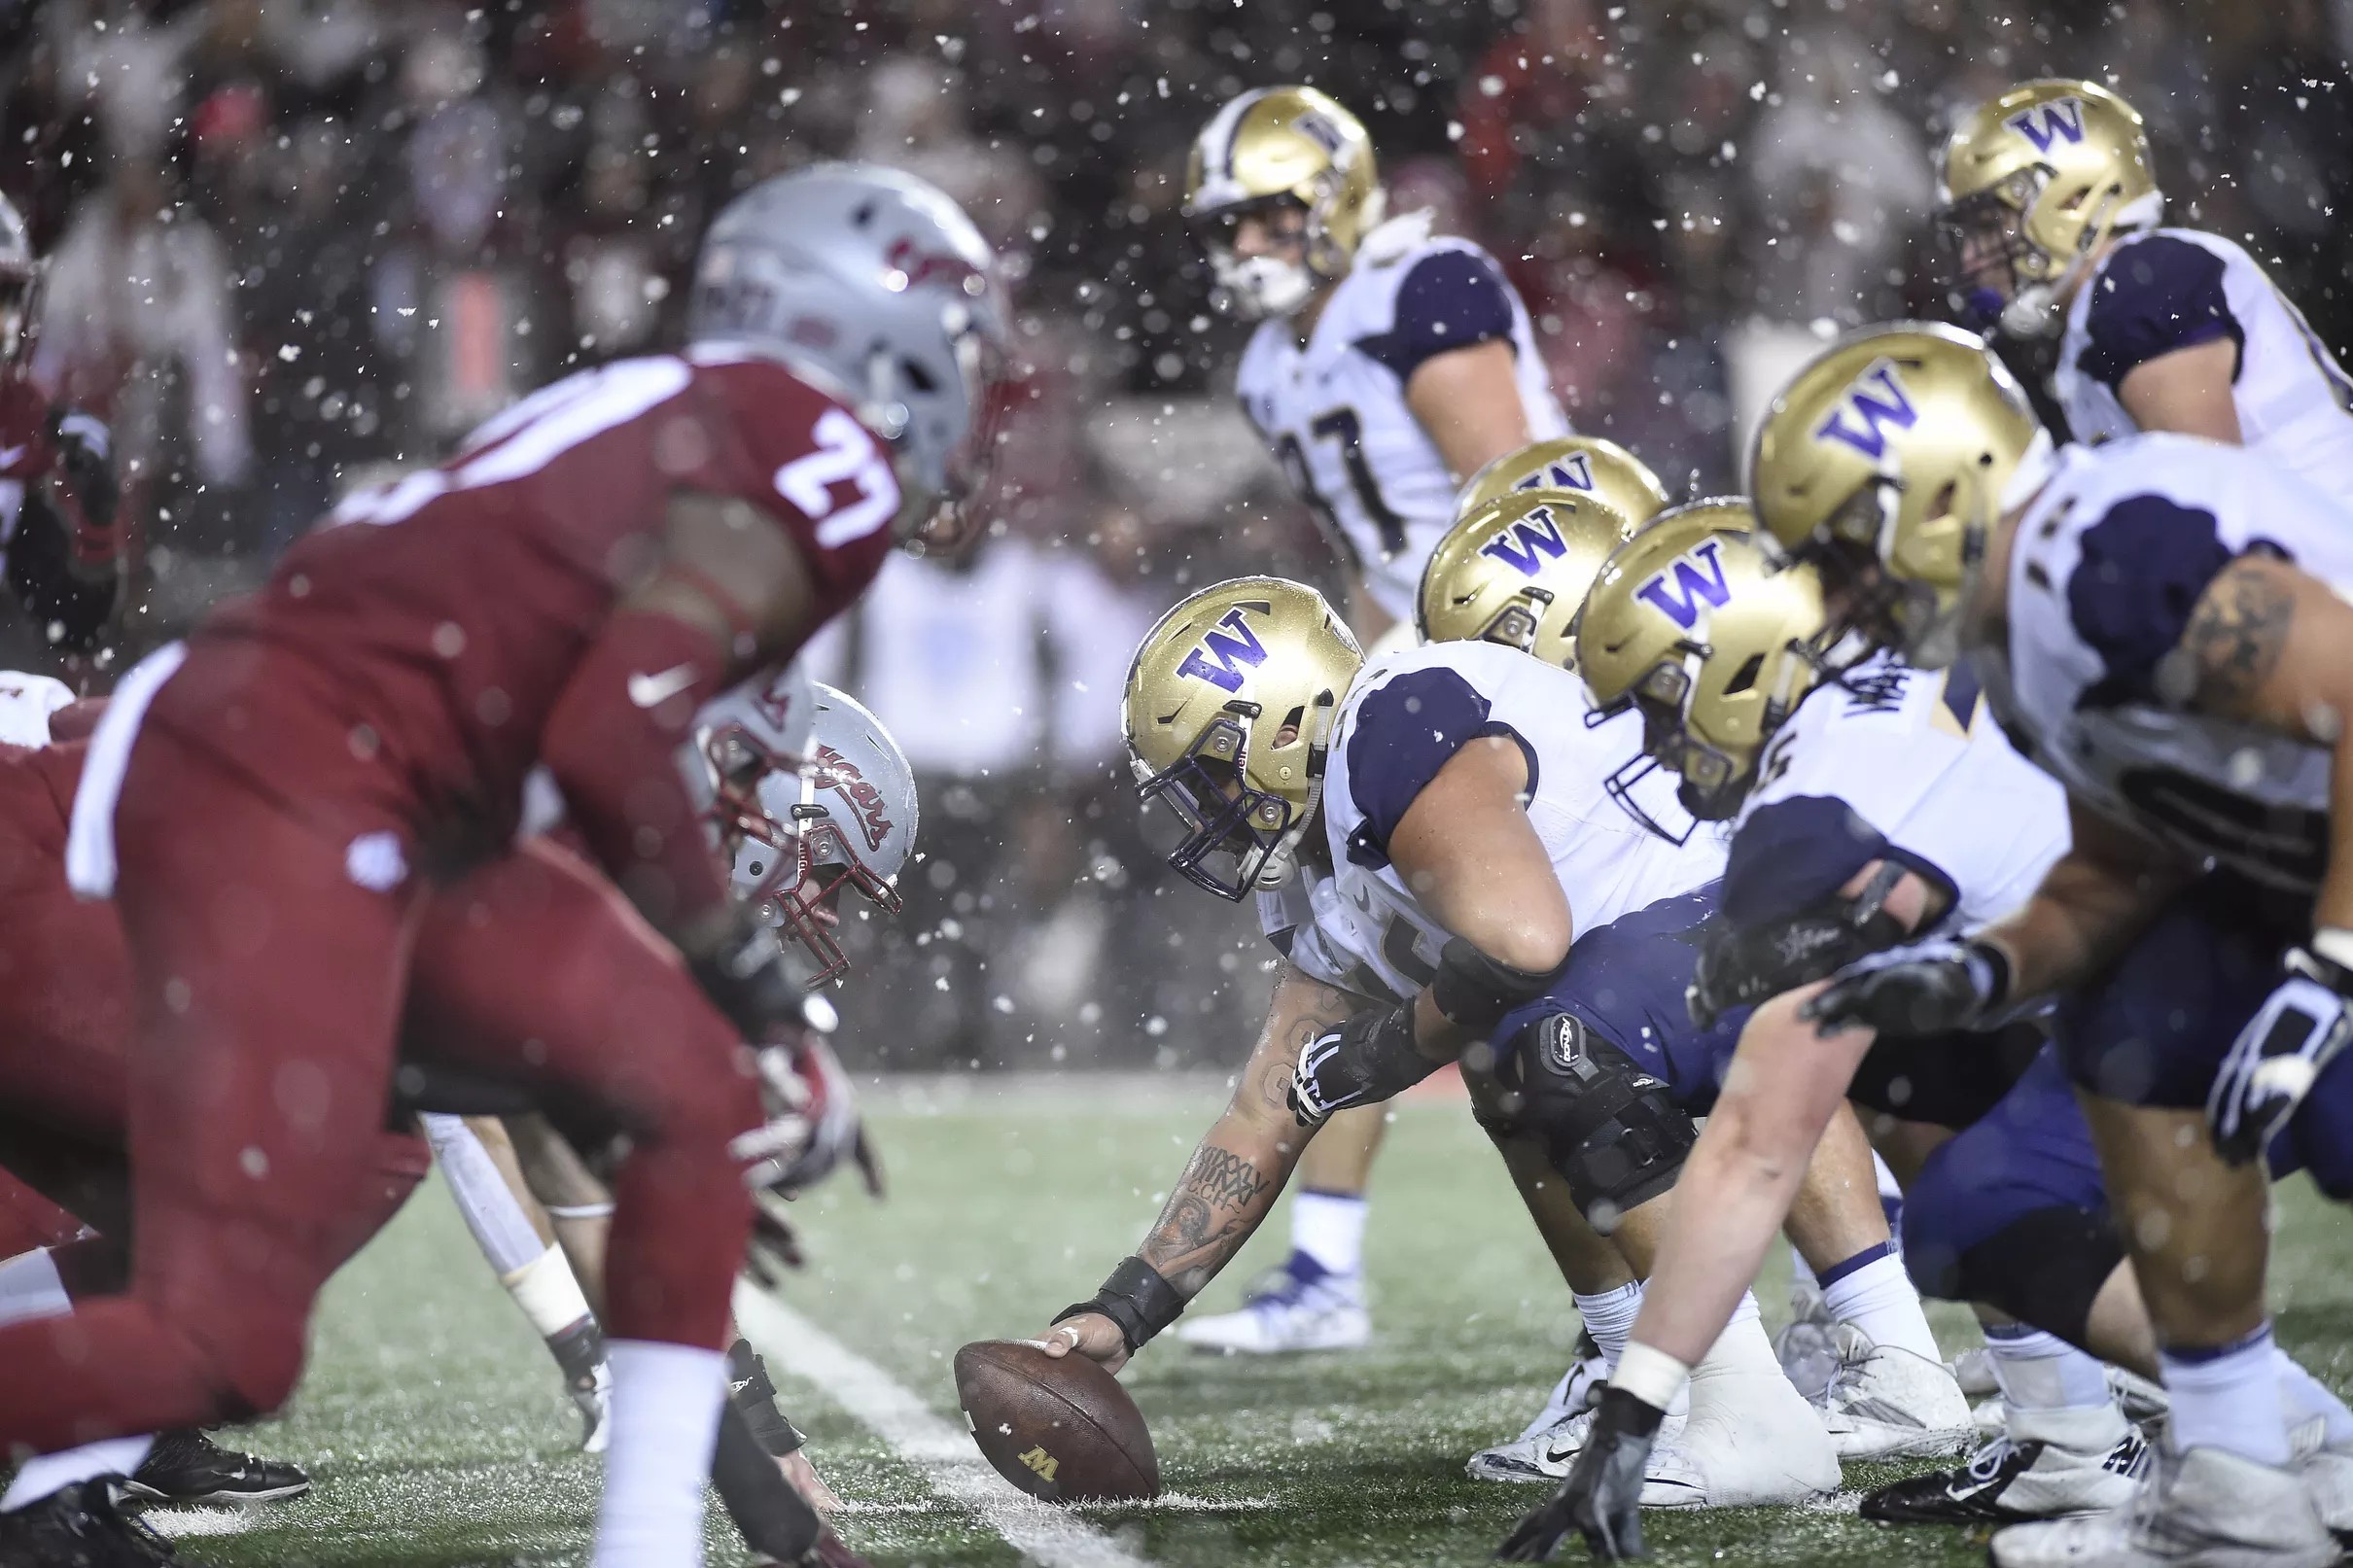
[1456,436,1672,531]
[1937,79,2160,336]
[1417,490,1635,670]
[1185,86,1381,318]
[1749,322,2050,670]
[1574,500,1828,823]
[1123,576,1363,899]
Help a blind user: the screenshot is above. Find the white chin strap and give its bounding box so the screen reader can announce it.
[1213,252,1317,320]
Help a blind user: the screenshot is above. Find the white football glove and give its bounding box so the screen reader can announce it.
[2207,946,2353,1166]
[732,1031,881,1198]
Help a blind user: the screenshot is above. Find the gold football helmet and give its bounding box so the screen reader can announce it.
[1124,576,1364,899]
[1455,436,1672,531]
[1749,322,2051,671]
[1936,79,2160,337]
[1417,490,1634,669]
[1574,501,1828,824]
[1185,86,1381,319]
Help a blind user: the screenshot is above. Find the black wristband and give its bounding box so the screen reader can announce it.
[1429,937,1563,1034]
[1053,1256,1185,1354]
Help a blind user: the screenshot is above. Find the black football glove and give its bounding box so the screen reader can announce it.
[1286,1003,1444,1129]
[1798,938,2012,1039]
[1496,1386,1661,1561]
[2208,944,2353,1166]
[49,410,120,537]
[743,1200,806,1289]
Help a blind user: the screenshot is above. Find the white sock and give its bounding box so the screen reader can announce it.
[1984,1324,2112,1411]
[2162,1325,2290,1466]
[2275,1346,2353,1446]
[1819,1244,1942,1365]
[1573,1282,1643,1373]
[505,1243,596,1342]
[1788,1245,1818,1292]
[0,1436,156,1510]
[0,1248,71,1328]
[593,1340,727,1568]
[1289,1189,1367,1278]
[423,1112,551,1276]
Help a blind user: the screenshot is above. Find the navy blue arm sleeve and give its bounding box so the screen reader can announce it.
[1343,667,1537,867]
[2078,236,2242,392]
[1353,250,1518,382]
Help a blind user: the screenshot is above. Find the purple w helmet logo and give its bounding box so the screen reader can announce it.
[1478,507,1571,576]
[1812,360,1919,460]
[1176,605,1271,692]
[1634,540,1733,630]
[1513,451,1595,494]
[2004,97,2086,155]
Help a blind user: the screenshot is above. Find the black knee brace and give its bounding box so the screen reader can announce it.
[1497,1013,1697,1231]
[1925,1205,2125,1349]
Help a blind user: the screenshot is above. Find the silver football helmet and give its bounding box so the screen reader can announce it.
[702,676,917,988]
[686,163,1008,549]
[0,193,40,366]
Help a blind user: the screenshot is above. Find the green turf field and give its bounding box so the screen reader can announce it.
[176,1079,2353,1567]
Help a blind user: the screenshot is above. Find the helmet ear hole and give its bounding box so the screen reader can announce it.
[1723,652,1765,698]
[901,357,938,394]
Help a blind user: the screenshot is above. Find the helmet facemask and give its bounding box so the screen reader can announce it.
[1132,703,1327,901]
[1789,475,1981,673]
[1198,197,1321,321]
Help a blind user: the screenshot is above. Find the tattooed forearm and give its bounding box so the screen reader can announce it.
[1139,1144,1280,1297]
[2173,554,2295,716]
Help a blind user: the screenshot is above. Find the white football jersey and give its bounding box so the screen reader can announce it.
[0,670,72,749]
[1986,435,2353,896]
[1730,653,2069,935]
[1237,219,1566,625]
[1256,640,1721,1004]
[2054,229,2353,493]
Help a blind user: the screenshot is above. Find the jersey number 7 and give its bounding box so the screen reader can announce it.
[1275,405,1409,562]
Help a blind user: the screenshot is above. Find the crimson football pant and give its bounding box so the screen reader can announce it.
[0,728,758,1452]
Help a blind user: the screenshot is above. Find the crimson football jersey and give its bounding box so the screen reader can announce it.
[188,345,899,855]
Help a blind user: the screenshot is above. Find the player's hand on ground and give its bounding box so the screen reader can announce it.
[777,1447,842,1516]
[1798,938,2006,1039]
[1039,1311,1131,1375]
[2208,948,2353,1164]
[1496,1388,1657,1561]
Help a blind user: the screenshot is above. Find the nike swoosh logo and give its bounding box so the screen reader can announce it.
[628,664,698,708]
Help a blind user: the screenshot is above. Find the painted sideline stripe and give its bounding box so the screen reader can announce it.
[734,1286,1155,1568]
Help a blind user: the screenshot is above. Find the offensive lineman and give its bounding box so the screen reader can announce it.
[1938,79,2353,487]
[1173,86,1572,1353]
[0,163,1003,1568]
[1520,324,2353,1565]
[1029,571,1948,1508]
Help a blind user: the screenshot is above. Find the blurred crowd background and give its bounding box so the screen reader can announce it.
[1,0,2347,1070]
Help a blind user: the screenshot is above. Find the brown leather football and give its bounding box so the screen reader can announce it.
[954,1338,1160,1503]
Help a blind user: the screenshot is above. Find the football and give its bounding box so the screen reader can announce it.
[954,1338,1160,1503]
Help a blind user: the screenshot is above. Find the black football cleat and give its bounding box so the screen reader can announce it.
[1859,1424,2148,1526]
[0,1478,190,1564]
[117,1429,311,1509]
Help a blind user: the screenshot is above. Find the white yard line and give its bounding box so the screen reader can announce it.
[734,1286,1157,1568]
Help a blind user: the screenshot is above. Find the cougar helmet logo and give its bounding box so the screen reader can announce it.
[1477,505,1572,577]
[1633,540,1735,630]
[2004,97,2087,154]
[1812,359,1920,460]
[885,235,981,292]
[1514,451,1595,495]
[1175,605,1272,692]
[813,744,895,852]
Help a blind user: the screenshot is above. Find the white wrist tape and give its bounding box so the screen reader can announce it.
[1611,1342,1692,1413]
[2311,926,2353,975]
[502,1242,594,1340]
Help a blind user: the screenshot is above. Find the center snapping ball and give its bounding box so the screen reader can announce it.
[954,1338,1160,1503]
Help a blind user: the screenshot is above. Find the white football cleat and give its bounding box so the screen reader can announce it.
[1989,1445,2339,1568]
[1816,1323,1976,1460]
[1463,1405,1703,1505]
[1680,1357,1844,1506]
[1953,1344,2000,1401]
[1172,1260,1369,1354]
[1465,1332,1611,1481]
[2289,1417,2353,1536]
[1861,1402,2152,1524]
